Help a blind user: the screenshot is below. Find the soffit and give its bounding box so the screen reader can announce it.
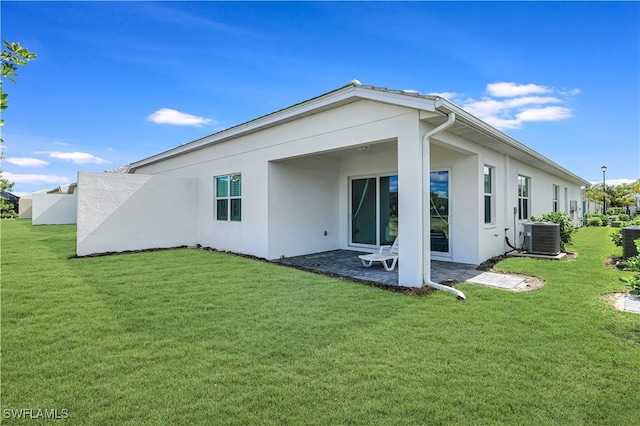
[421,111,588,186]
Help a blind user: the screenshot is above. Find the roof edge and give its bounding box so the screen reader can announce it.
[130,82,441,170]
[435,99,590,186]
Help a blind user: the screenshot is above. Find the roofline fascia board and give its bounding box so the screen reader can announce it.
[436,100,590,186]
[130,84,440,170]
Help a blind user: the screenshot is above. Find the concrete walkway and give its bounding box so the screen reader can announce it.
[608,293,640,314]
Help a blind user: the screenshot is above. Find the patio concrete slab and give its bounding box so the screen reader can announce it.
[466,272,527,290]
[608,293,640,314]
[274,249,486,287]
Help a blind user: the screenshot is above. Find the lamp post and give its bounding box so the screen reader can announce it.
[601,165,607,215]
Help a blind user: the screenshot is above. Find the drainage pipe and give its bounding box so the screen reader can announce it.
[421,112,466,300]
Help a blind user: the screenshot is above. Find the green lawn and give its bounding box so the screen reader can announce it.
[2,220,639,425]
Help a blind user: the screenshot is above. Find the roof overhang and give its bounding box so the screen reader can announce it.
[129,83,441,171]
[425,99,589,186]
[129,82,589,186]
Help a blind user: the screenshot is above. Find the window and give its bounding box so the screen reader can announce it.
[518,175,530,220]
[552,185,559,212]
[484,166,494,224]
[215,174,241,221]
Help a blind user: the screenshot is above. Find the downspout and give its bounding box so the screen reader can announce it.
[421,112,466,300]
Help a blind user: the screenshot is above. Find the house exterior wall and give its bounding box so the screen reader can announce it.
[133,100,426,286]
[506,158,583,248]
[268,156,340,258]
[76,172,198,256]
[32,193,77,225]
[426,127,584,264]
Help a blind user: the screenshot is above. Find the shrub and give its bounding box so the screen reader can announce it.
[620,239,640,295]
[588,217,603,227]
[607,207,623,216]
[530,211,575,250]
[610,217,640,246]
[589,214,610,226]
[611,228,623,246]
[619,214,631,222]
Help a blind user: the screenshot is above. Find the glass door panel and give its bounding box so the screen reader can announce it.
[351,178,377,245]
[430,170,450,253]
[379,176,398,245]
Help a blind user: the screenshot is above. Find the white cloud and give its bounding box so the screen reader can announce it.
[461,99,505,118]
[516,106,573,122]
[3,172,70,185]
[457,82,580,130]
[503,96,563,108]
[607,178,638,186]
[38,151,109,164]
[588,178,638,187]
[487,82,552,97]
[4,157,50,167]
[480,116,523,130]
[558,88,581,96]
[147,108,213,127]
[428,92,462,100]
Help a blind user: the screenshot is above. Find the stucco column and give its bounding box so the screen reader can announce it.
[397,125,424,287]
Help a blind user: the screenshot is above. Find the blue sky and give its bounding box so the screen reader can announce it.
[2,1,639,195]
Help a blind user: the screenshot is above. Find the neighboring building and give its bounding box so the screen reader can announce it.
[1,192,20,215]
[22,184,78,224]
[76,81,589,288]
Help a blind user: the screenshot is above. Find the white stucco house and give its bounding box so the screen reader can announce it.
[76,81,589,289]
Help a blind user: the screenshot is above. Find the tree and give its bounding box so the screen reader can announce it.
[1,41,37,218]
[583,186,600,214]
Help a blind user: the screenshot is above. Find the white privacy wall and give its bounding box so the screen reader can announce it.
[32,193,77,225]
[19,196,33,219]
[76,172,198,256]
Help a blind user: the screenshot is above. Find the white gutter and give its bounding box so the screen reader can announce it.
[421,112,466,300]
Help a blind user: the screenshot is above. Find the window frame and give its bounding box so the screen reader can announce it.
[215,173,242,222]
[552,184,560,213]
[483,165,495,225]
[517,175,530,221]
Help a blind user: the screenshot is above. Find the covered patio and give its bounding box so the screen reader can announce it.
[274,249,483,287]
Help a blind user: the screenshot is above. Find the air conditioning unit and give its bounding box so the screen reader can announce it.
[622,225,640,259]
[524,222,561,255]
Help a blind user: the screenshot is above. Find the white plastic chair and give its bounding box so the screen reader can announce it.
[358,237,399,271]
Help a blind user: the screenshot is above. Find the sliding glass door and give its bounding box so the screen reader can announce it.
[430,170,450,254]
[351,175,398,247]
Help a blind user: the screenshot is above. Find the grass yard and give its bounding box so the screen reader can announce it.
[1,220,639,425]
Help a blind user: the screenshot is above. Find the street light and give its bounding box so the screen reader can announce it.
[601,165,607,215]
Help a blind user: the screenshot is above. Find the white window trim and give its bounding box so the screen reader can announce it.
[517,174,530,221]
[215,173,242,222]
[483,165,495,226]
